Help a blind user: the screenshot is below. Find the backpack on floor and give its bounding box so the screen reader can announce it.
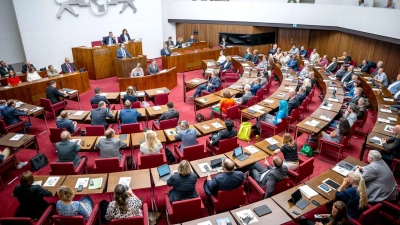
[237,122,252,142]
[196,113,205,122]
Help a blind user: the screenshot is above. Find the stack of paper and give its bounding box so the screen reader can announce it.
[320,106,331,110]
[32,180,43,186]
[165,129,176,135]
[277,93,286,97]
[299,185,318,198]
[235,209,258,224]
[305,120,320,127]
[44,176,61,187]
[192,79,200,83]
[285,78,293,81]
[211,122,223,128]
[68,90,78,94]
[380,108,392,113]
[202,125,210,130]
[370,136,382,145]
[153,106,162,110]
[245,146,259,154]
[155,90,164,94]
[198,98,208,103]
[118,177,131,186]
[137,92,145,96]
[383,98,394,102]
[159,69,167,73]
[74,111,84,116]
[242,63,249,67]
[319,115,331,121]
[384,125,394,132]
[265,137,279,145]
[197,221,212,225]
[88,178,103,190]
[388,117,397,121]
[198,163,211,173]
[16,102,24,107]
[120,92,125,96]
[100,93,108,96]
[75,178,90,188]
[378,118,390,123]
[71,139,82,145]
[264,99,274,104]
[10,134,23,141]
[332,165,350,176]
[328,98,339,102]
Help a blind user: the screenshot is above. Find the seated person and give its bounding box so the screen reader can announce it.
[61,57,76,73]
[247,156,287,198]
[175,37,183,48]
[381,125,400,166]
[331,103,358,128]
[336,171,368,220]
[340,66,354,84]
[56,186,93,221]
[26,66,42,81]
[191,71,221,98]
[343,74,359,92]
[355,150,398,203]
[13,171,52,219]
[325,57,338,72]
[7,70,21,85]
[130,63,144,77]
[90,101,114,129]
[256,57,268,71]
[140,130,162,155]
[0,147,27,169]
[56,110,78,134]
[299,201,349,225]
[274,133,299,170]
[175,120,197,152]
[148,59,159,75]
[318,55,329,67]
[358,59,370,72]
[219,37,228,48]
[288,89,300,113]
[96,128,127,160]
[2,99,29,129]
[384,0,395,8]
[21,61,36,73]
[255,100,288,130]
[0,60,14,76]
[356,97,368,120]
[203,158,244,196]
[216,50,226,66]
[298,65,310,80]
[268,44,278,55]
[167,160,198,202]
[235,84,252,105]
[309,49,320,63]
[187,35,196,43]
[212,90,235,114]
[209,119,237,146]
[388,74,400,96]
[160,43,171,56]
[119,100,142,124]
[280,52,290,65]
[90,87,111,107]
[296,86,307,105]
[299,46,307,58]
[286,54,298,71]
[47,65,59,77]
[320,117,351,143]
[156,102,179,125]
[344,80,360,98]
[302,78,312,96]
[117,43,133,58]
[338,51,352,64]
[345,87,362,106]
[252,50,259,65]
[165,36,174,46]
[373,68,388,87]
[123,86,138,104]
[105,184,142,220]
[220,56,232,72]
[102,32,116,45]
[249,78,262,95]
[56,131,83,167]
[244,48,252,61]
[120,28,131,43]
[288,45,299,55]
[273,48,282,60]
[335,65,347,79]
[46,80,66,104]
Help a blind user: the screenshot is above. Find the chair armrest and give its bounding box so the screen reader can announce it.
[152,121,160,130]
[320,139,343,148]
[52,101,66,107]
[287,169,299,178]
[210,195,219,204]
[86,203,99,225]
[36,205,53,225]
[75,157,87,174]
[174,145,184,159]
[72,127,81,136]
[136,151,141,166]
[260,121,276,129]
[164,194,173,215]
[349,218,362,225]
[120,154,127,170]
[248,176,265,195]
[6,121,25,129]
[142,203,149,225]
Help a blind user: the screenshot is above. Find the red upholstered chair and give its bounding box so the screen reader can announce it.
[299,97,309,119]
[350,60,357,66]
[53,203,100,225]
[349,203,382,225]
[131,101,142,108]
[40,98,66,118]
[109,203,149,225]
[117,37,121,43]
[211,104,239,123]
[256,89,264,103]
[298,64,304,72]
[354,110,368,134]
[380,200,400,225]
[247,176,289,202]
[85,125,105,136]
[174,144,206,162]
[224,71,240,86]
[152,118,178,130]
[49,127,82,148]
[206,136,238,155]
[259,118,288,137]
[221,67,234,78]
[201,90,212,96]
[0,205,53,225]
[391,158,400,176]
[91,41,102,47]
[93,155,127,173]
[211,185,246,214]
[288,107,300,131]
[153,93,169,106]
[49,160,87,175]
[263,80,272,96]
[288,157,314,184]
[318,135,349,163]
[0,155,18,189]
[120,123,143,134]
[238,96,256,109]
[137,150,167,169]
[165,193,205,224]
[0,119,25,134]
[369,67,375,74]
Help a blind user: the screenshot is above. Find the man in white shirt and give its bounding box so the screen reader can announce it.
[388,74,400,99]
[217,50,226,65]
[309,49,320,63]
[288,45,299,55]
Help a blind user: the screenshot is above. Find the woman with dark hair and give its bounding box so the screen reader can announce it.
[120,29,131,43]
[244,48,252,61]
[105,184,142,220]
[7,70,21,85]
[300,201,349,225]
[210,119,237,146]
[321,118,351,143]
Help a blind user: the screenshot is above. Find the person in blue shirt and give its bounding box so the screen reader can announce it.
[116,43,133,59]
[254,100,289,132]
[299,46,308,58]
[2,99,30,129]
[344,80,360,98]
[286,54,298,71]
[56,186,93,221]
[56,110,78,134]
[219,37,228,48]
[244,48,252,61]
[250,78,262,95]
[119,100,142,124]
[174,120,197,152]
[388,74,400,96]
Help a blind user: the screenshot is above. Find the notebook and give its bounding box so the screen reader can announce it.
[253,204,272,217]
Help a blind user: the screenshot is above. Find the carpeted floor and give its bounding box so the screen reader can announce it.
[0,59,375,224]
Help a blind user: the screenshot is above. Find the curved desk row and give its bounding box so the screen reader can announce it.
[169,41,208,53]
[118,67,177,91]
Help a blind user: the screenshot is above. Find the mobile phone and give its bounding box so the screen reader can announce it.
[81,140,85,146]
[77,185,83,192]
[89,180,94,186]
[314,214,322,219]
[204,165,210,171]
[292,210,300,215]
[319,184,330,192]
[312,200,321,207]
[244,152,251,156]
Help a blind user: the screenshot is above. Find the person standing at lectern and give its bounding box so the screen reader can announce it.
[103,31,116,45]
[148,59,159,75]
[187,35,196,43]
[160,44,171,56]
[117,43,133,59]
[130,63,144,77]
[165,37,174,47]
[61,58,76,74]
[119,29,131,43]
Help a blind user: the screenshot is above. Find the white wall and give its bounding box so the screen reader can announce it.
[161,0,177,44]
[13,0,163,72]
[374,0,400,7]
[0,0,25,64]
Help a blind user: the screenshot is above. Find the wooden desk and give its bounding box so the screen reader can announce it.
[254,135,283,156]
[182,212,234,225]
[318,102,343,113]
[377,112,400,125]
[213,88,241,98]
[258,98,281,110]
[0,73,27,86]
[169,42,208,53]
[309,109,337,123]
[72,41,143,80]
[184,77,208,103]
[150,163,193,187]
[224,146,269,168]
[102,92,121,104]
[194,94,222,112]
[365,131,392,151]
[230,198,292,225]
[277,85,298,92]
[118,68,178,92]
[145,87,170,98]
[241,105,269,123]
[60,110,90,122]
[372,122,393,136]
[106,170,151,192]
[145,105,169,118]
[295,118,330,140]
[271,184,328,219]
[269,92,290,101]
[34,175,66,196]
[62,174,108,194]
[0,72,90,106]
[189,154,226,178]
[94,135,130,149]
[131,130,166,148]
[193,119,226,135]
[164,125,200,142]
[74,136,98,152]
[114,55,147,78]
[0,133,38,153]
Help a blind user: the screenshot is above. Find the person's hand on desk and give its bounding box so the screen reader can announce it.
[73,121,77,126]
[207,172,212,181]
[263,158,269,166]
[383,105,390,108]
[382,138,387,144]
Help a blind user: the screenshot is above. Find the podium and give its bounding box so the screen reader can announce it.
[114,55,148,78]
[118,67,177,91]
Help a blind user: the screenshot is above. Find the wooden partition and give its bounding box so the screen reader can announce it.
[72,42,143,80]
[114,56,147,78]
[0,72,90,105]
[0,71,48,86]
[170,42,208,53]
[118,67,177,91]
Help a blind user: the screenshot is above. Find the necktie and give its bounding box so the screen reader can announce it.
[67,64,73,72]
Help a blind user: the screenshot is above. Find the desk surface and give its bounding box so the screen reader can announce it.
[145,87,170,98]
[254,135,283,156]
[309,109,337,122]
[213,88,241,98]
[34,175,66,196]
[16,103,44,117]
[318,102,343,113]
[145,105,169,117]
[296,118,330,134]
[372,122,394,136]
[62,174,108,195]
[106,170,152,192]
[190,154,226,178]
[195,95,222,108]
[366,131,392,151]
[193,119,226,135]
[60,110,90,121]
[269,91,290,101]
[150,163,193,187]
[182,212,234,225]
[131,130,166,148]
[102,92,120,101]
[257,98,281,110]
[224,146,269,168]
[0,133,36,148]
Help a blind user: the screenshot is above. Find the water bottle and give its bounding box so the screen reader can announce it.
[255,135,259,143]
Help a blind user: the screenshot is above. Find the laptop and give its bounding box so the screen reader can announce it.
[233,146,249,161]
[338,161,354,170]
[289,189,310,210]
[157,164,173,182]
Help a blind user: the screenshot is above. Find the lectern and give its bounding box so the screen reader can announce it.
[114,55,148,78]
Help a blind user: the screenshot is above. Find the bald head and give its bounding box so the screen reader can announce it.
[393,125,400,135]
[60,131,71,141]
[223,158,235,172]
[105,128,115,138]
[244,84,251,92]
[289,89,296,98]
[273,156,283,168]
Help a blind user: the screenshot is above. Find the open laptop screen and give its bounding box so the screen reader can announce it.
[157,164,170,177]
[234,146,243,157]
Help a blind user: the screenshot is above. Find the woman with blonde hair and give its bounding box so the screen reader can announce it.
[105,184,142,220]
[302,78,312,96]
[175,37,183,48]
[56,186,93,221]
[335,171,368,220]
[167,160,198,202]
[123,86,138,104]
[274,133,299,170]
[140,130,162,155]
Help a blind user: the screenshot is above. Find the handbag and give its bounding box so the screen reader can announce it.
[299,144,313,157]
[29,153,49,171]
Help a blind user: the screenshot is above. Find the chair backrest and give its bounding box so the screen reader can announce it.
[49,162,77,175]
[154,93,169,105]
[274,177,289,195]
[121,123,141,134]
[217,136,238,154]
[159,118,178,130]
[298,64,304,71]
[245,96,257,107]
[183,144,206,161]
[91,104,98,109]
[91,41,102,47]
[171,197,203,223]
[288,107,300,124]
[256,89,263,103]
[0,218,35,225]
[139,152,165,169]
[53,215,86,225]
[276,118,289,134]
[357,203,382,225]
[369,67,374,74]
[131,101,142,109]
[350,60,357,66]
[85,125,105,136]
[215,85,223,92]
[94,158,122,173]
[0,120,9,134]
[49,128,63,144]
[40,98,53,112]
[203,48,210,50]
[216,185,246,212]
[297,157,314,182]
[225,104,239,120]
[300,98,308,111]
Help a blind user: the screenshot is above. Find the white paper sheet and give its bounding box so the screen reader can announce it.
[211,122,223,128]
[75,177,90,188]
[100,93,108,96]
[118,177,131,187]
[10,134,23,141]
[245,145,259,154]
[198,163,211,173]
[153,106,162,110]
[74,111,84,116]
[43,176,61,187]
[299,185,318,198]
[265,137,279,145]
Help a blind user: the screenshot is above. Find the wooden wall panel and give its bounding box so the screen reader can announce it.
[277,28,310,52]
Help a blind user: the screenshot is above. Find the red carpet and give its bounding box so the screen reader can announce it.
[0,59,375,224]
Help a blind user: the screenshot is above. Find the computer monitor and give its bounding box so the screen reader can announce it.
[157,164,170,177]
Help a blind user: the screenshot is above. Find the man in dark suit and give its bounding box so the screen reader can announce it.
[21,61,36,73]
[325,57,338,73]
[116,43,133,59]
[288,89,300,113]
[358,60,370,72]
[296,86,307,105]
[204,158,244,196]
[343,74,359,92]
[56,110,78,134]
[345,87,362,106]
[46,80,66,104]
[102,31,117,45]
[90,101,114,129]
[61,57,76,74]
[210,119,237,146]
[187,35,196,43]
[335,65,346,79]
[148,59,159,75]
[90,87,110,107]
[56,131,82,167]
[160,43,171,56]
[0,61,14,76]
[191,71,221,98]
[2,100,28,128]
[156,102,179,125]
[382,125,400,166]
[268,44,278,55]
[248,156,288,198]
[165,37,174,47]
[340,66,354,84]
[371,61,383,77]
[219,37,228,48]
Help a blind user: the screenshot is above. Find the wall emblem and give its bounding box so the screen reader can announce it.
[56,0,137,18]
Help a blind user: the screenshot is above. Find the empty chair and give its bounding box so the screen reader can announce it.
[130,101,142,109]
[318,135,349,163]
[260,118,288,137]
[93,155,127,173]
[120,123,143,134]
[211,104,239,122]
[85,125,105,136]
[137,150,167,169]
[153,93,169,106]
[0,205,53,225]
[256,89,264,103]
[210,185,246,214]
[40,98,66,118]
[287,157,314,184]
[174,144,206,162]
[165,193,205,224]
[0,155,19,189]
[91,41,102,47]
[152,118,178,130]
[206,136,239,155]
[49,161,87,175]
